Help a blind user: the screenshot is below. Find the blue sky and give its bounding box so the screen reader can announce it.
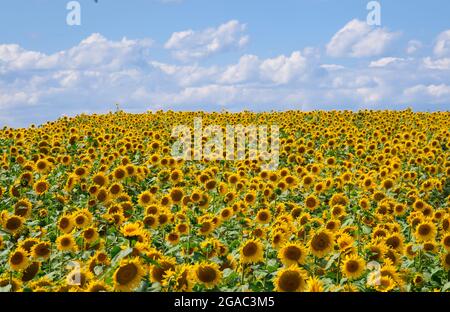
[0,0,449,127]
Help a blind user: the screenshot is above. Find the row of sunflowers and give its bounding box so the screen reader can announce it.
[0,110,449,292]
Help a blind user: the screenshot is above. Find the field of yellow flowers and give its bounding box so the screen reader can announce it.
[0,110,449,292]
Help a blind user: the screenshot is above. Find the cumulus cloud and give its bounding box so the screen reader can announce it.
[434,30,450,57]
[404,84,450,102]
[326,19,399,58]
[164,20,249,62]
[369,57,405,68]
[406,40,422,54]
[1,26,450,127]
[423,57,450,70]
[219,50,314,85]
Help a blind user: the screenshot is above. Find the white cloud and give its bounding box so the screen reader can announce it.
[406,40,422,54]
[219,54,260,84]
[434,30,450,57]
[320,64,345,71]
[219,51,312,85]
[1,30,449,127]
[423,57,450,70]
[369,57,405,68]
[326,19,399,58]
[404,84,450,100]
[164,20,249,61]
[260,51,309,84]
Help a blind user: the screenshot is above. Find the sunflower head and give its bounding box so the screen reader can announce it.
[274,266,308,292]
[113,258,144,291]
[240,239,264,264]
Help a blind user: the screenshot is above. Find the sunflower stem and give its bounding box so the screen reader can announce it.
[241,263,246,288]
[336,252,341,284]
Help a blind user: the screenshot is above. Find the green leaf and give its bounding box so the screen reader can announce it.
[0,284,12,292]
[442,282,450,292]
[112,247,133,266]
[325,253,340,270]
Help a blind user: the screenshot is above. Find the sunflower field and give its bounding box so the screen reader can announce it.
[0,110,449,292]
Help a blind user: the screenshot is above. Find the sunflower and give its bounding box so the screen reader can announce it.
[113,166,127,180]
[341,254,366,280]
[271,230,288,249]
[414,221,436,242]
[31,242,52,261]
[67,268,92,288]
[198,220,215,236]
[442,252,450,271]
[171,265,194,292]
[194,261,222,289]
[109,183,123,198]
[366,241,388,262]
[150,257,176,284]
[304,194,319,210]
[330,205,346,219]
[0,274,22,292]
[33,179,49,195]
[92,172,108,187]
[337,233,355,255]
[244,191,257,205]
[56,234,77,252]
[274,266,308,292]
[240,239,264,264]
[255,208,271,224]
[374,276,396,292]
[83,227,99,244]
[217,207,231,221]
[138,191,153,206]
[14,199,32,219]
[9,248,29,271]
[278,242,307,266]
[309,229,334,258]
[94,250,110,265]
[86,281,111,292]
[306,277,324,292]
[441,233,450,251]
[121,222,142,238]
[113,258,145,291]
[58,215,75,234]
[169,187,184,204]
[385,233,404,252]
[166,232,180,245]
[73,212,90,229]
[176,223,189,235]
[21,262,40,282]
[3,215,25,234]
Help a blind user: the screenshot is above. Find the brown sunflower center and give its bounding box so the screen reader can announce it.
[311,232,330,251]
[418,224,431,236]
[284,246,302,261]
[386,236,400,249]
[60,218,69,229]
[36,244,50,256]
[278,271,302,292]
[61,237,72,247]
[258,211,268,221]
[444,236,450,247]
[116,263,138,285]
[197,266,217,283]
[242,242,258,257]
[345,260,359,273]
[6,217,21,231]
[11,252,24,265]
